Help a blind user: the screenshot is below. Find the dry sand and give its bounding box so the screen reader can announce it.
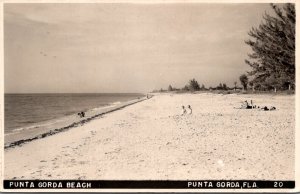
[4,93,295,180]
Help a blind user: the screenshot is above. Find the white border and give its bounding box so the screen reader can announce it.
[0,0,298,192]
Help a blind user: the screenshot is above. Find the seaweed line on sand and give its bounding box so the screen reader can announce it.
[4,97,149,149]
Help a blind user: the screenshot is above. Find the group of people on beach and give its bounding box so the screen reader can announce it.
[238,100,276,111]
[77,111,85,118]
[181,105,193,115]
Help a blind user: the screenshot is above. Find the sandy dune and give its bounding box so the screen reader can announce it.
[4,93,294,180]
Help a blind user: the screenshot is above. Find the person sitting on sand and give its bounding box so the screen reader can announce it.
[240,100,249,109]
[181,106,187,115]
[187,105,192,114]
[250,100,258,109]
[235,100,254,109]
[245,100,256,109]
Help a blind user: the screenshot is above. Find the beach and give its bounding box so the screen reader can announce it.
[4,93,295,180]
[4,93,145,147]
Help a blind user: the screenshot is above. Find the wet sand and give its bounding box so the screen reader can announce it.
[4,93,294,180]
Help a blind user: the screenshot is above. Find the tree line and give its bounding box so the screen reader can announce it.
[241,3,295,92]
[155,78,243,92]
[153,4,295,94]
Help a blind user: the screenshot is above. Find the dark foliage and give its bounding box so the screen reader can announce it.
[240,74,249,90]
[188,78,200,91]
[245,3,295,91]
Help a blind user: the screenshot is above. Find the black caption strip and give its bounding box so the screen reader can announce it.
[3,180,295,189]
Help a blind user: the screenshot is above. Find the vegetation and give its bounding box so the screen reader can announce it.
[239,74,249,90]
[182,85,189,91]
[152,4,295,95]
[245,3,295,92]
[188,78,200,91]
[215,83,228,90]
[249,80,255,91]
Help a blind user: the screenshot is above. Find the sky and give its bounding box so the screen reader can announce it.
[4,3,273,93]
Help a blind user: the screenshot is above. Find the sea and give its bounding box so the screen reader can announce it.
[4,93,144,134]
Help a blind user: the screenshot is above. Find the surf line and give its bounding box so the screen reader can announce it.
[4,97,149,149]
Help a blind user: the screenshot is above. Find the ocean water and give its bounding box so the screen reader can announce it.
[4,93,144,133]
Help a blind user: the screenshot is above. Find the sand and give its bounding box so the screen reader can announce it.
[4,93,295,180]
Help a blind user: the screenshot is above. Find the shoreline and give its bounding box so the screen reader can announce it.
[4,96,149,149]
[4,93,294,180]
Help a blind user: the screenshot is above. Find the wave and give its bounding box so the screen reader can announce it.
[91,101,122,111]
[6,117,68,136]
[6,125,39,135]
[19,120,36,124]
[110,101,121,106]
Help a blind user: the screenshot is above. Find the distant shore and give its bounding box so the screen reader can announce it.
[154,89,295,95]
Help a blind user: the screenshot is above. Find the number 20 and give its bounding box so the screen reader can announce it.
[274,182,283,187]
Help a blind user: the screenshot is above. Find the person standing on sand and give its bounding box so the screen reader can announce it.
[187,105,192,114]
[181,106,187,115]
